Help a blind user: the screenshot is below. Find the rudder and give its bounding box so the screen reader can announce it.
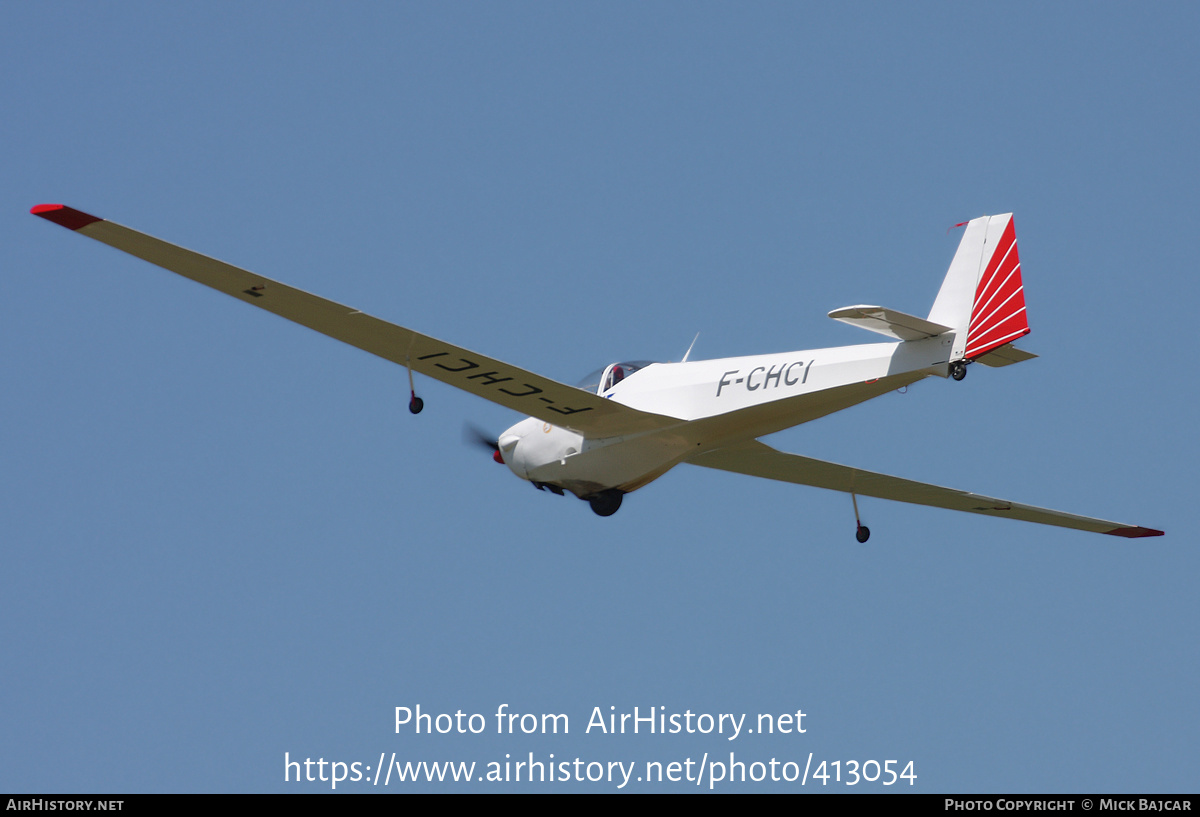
[928,214,1030,362]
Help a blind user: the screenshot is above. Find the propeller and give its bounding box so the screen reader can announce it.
[464,423,504,463]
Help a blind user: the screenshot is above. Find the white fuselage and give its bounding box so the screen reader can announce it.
[497,335,953,498]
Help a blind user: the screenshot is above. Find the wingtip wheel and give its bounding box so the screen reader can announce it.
[950,360,968,381]
[851,491,870,542]
[404,352,423,413]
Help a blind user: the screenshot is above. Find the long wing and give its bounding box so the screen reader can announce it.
[32,204,678,437]
[687,440,1163,538]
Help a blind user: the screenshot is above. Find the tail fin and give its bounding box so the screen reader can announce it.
[928,214,1030,362]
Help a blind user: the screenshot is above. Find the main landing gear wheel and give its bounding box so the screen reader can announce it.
[950,361,967,381]
[856,525,871,543]
[408,395,424,414]
[587,489,624,517]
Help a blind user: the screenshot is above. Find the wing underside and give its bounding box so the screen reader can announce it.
[32,204,678,437]
[687,440,1163,538]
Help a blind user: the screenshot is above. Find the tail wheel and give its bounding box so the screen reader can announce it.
[587,489,624,517]
[950,361,967,381]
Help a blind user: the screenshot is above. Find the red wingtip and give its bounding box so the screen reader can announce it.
[1104,526,1165,538]
[31,204,102,230]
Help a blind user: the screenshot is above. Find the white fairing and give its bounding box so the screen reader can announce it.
[500,415,686,497]
[500,418,580,481]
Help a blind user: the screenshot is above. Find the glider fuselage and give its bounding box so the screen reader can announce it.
[500,336,951,497]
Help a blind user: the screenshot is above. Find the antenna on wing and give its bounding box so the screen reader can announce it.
[681,332,700,363]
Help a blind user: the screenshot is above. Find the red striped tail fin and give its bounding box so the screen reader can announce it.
[928,213,1030,364]
[964,215,1029,359]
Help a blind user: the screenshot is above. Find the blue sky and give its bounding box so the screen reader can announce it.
[3,3,1196,792]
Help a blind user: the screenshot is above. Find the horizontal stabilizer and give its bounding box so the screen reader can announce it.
[687,440,1163,538]
[828,305,952,341]
[973,343,1038,368]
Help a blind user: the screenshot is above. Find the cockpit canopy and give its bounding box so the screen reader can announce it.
[575,361,657,395]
